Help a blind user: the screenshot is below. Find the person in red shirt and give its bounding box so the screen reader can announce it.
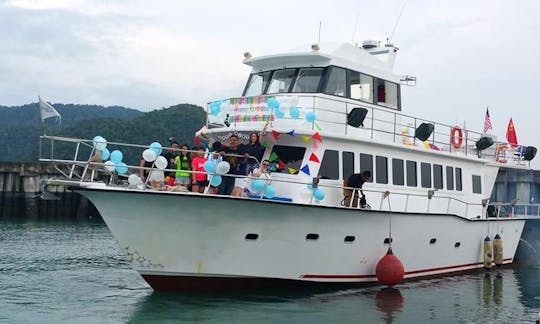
[191,147,208,193]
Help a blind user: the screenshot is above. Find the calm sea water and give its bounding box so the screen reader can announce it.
[0,219,539,324]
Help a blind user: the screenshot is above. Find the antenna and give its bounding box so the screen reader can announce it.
[388,1,407,44]
[318,20,322,44]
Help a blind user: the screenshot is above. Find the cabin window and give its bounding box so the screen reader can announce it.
[360,153,373,183]
[323,67,347,97]
[342,151,355,180]
[472,175,482,194]
[421,163,431,188]
[433,164,443,189]
[243,71,272,97]
[318,150,339,180]
[406,161,417,187]
[392,159,404,186]
[268,145,305,175]
[350,71,373,103]
[446,166,454,190]
[293,68,323,93]
[376,156,388,184]
[266,69,297,94]
[456,168,463,191]
[375,78,399,109]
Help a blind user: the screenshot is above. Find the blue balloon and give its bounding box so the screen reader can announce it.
[110,150,123,164]
[267,98,280,110]
[203,160,216,173]
[210,102,221,116]
[313,188,325,201]
[305,111,317,123]
[251,179,266,193]
[115,162,128,174]
[150,142,162,155]
[289,106,300,119]
[100,148,110,161]
[210,175,222,187]
[275,109,285,119]
[92,135,107,150]
[264,185,276,198]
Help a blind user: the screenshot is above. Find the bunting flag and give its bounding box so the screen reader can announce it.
[286,129,295,136]
[312,141,319,150]
[312,132,322,142]
[288,167,297,174]
[261,140,269,148]
[309,153,320,163]
[193,136,201,145]
[506,117,518,148]
[272,129,281,141]
[300,164,310,176]
[302,136,311,143]
[278,160,286,169]
[314,123,322,131]
[269,151,279,162]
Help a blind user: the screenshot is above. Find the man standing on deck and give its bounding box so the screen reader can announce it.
[343,171,371,208]
[163,141,179,178]
[217,134,247,195]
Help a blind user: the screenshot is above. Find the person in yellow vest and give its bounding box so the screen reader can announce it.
[174,144,191,187]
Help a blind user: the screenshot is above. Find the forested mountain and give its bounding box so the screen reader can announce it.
[0,102,206,163]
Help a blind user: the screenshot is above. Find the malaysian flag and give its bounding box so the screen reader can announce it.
[483,107,492,133]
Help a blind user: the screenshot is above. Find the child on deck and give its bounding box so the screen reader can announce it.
[191,147,208,193]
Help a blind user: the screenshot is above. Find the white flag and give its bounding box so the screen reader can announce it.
[39,96,61,124]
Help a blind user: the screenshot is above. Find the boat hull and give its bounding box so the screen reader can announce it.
[78,188,525,291]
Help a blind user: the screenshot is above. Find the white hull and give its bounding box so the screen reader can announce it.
[79,188,525,290]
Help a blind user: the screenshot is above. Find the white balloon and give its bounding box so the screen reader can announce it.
[142,149,157,162]
[104,160,116,172]
[128,174,142,185]
[216,161,230,175]
[93,136,107,151]
[155,156,168,170]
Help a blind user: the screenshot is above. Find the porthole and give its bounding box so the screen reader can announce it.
[384,238,393,244]
[245,233,259,241]
[429,238,437,244]
[454,242,461,248]
[306,233,319,240]
[344,236,355,243]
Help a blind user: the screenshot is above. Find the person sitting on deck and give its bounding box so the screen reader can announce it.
[343,171,371,208]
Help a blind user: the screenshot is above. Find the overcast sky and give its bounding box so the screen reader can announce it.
[1,0,539,159]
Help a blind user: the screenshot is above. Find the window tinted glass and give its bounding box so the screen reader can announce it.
[406,161,417,187]
[318,150,339,180]
[433,164,443,189]
[446,166,454,190]
[266,69,296,94]
[360,153,373,183]
[456,168,463,191]
[269,145,305,174]
[421,162,431,188]
[244,71,271,97]
[376,78,399,109]
[376,156,388,184]
[350,71,373,103]
[293,68,323,93]
[342,151,354,180]
[392,159,404,185]
[472,175,482,194]
[324,67,347,97]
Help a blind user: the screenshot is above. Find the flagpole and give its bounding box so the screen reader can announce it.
[39,95,46,136]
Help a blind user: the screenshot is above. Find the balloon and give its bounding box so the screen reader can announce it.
[267,97,280,110]
[100,148,110,161]
[275,109,285,119]
[110,150,123,164]
[203,160,216,173]
[289,106,300,119]
[313,188,325,201]
[251,179,265,193]
[150,142,162,155]
[104,160,116,172]
[115,162,128,174]
[128,174,142,185]
[216,161,230,175]
[210,102,221,116]
[92,136,107,151]
[264,185,276,198]
[290,96,299,106]
[305,111,317,123]
[210,175,222,187]
[142,149,157,162]
[155,156,168,170]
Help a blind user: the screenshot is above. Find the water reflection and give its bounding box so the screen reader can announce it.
[375,288,404,323]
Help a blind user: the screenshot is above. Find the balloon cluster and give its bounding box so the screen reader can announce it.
[250,179,276,198]
[306,183,326,201]
[142,142,168,170]
[92,136,128,174]
[203,160,231,187]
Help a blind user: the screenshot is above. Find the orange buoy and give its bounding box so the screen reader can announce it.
[376,247,405,286]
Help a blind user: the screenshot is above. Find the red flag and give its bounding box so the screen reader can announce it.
[483,107,492,133]
[312,132,322,142]
[506,118,518,148]
[278,160,286,169]
[272,129,281,141]
[309,153,320,163]
[193,136,201,145]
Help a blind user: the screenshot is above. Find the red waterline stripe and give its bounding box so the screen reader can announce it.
[301,258,512,279]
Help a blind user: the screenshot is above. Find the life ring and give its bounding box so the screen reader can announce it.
[450,126,463,149]
[495,144,508,163]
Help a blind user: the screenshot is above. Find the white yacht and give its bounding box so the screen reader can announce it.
[41,41,537,291]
